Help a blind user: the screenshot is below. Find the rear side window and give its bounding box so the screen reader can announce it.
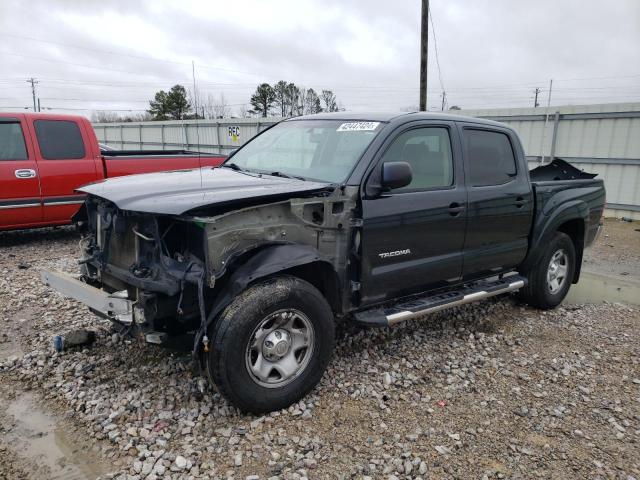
[34,120,85,160]
[464,129,516,186]
[380,127,454,190]
[0,121,28,160]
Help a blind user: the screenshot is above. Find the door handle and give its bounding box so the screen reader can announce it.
[515,197,527,208]
[15,169,37,179]
[448,202,465,216]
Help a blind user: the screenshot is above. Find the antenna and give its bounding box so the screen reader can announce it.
[192,60,203,189]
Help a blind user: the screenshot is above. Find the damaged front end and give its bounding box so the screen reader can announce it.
[42,185,358,351]
[42,196,211,349]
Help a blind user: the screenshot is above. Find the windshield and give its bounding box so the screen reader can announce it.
[225,119,383,183]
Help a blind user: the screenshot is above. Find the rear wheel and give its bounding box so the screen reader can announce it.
[207,276,335,413]
[519,231,576,309]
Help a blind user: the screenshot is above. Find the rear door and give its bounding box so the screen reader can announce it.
[27,117,100,224]
[459,125,533,279]
[360,121,467,304]
[0,115,42,228]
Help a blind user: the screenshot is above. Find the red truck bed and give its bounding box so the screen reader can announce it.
[0,113,226,231]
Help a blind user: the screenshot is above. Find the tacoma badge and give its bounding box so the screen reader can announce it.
[378,249,411,259]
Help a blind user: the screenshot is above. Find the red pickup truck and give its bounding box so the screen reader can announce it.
[0,113,226,231]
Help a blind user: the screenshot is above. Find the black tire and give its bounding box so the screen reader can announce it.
[519,231,576,309]
[207,276,335,413]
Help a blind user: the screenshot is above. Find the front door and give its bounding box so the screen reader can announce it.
[360,122,467,304]
[0,115,42,229]
[26,117,99,224]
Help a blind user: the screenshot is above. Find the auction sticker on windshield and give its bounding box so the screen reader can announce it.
[337,122,380,132]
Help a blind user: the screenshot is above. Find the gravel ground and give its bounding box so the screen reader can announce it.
[1,224,639,480]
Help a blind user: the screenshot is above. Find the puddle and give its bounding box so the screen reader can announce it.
[4,392,109,480]
[564,271,640,305]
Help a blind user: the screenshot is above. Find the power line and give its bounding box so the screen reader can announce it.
[0,73,637,93]
[0,33,265,77]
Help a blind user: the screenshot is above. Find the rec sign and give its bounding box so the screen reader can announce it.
[228,126,241,142]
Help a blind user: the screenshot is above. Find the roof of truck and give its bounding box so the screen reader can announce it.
[290,110,507,127]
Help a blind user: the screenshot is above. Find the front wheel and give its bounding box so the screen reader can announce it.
[207,276,335,413]
[519,231,576,309]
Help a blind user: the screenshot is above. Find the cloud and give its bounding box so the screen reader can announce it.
[0,0,638,116]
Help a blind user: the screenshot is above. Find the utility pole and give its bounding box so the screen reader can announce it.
[538,79,554,164]
[441,91,446,111]
[419,0,429,111]
[27,78,38,112]
[533,87,541,107]
[37,98,41,112]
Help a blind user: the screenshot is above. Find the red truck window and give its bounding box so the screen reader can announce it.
[0,121,28,160]
[34,120,86,160]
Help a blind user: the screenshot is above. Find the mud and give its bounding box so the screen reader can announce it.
[564,271,640,306]
[1,392,108,480]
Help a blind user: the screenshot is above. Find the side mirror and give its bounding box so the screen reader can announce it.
[381,161,412,190]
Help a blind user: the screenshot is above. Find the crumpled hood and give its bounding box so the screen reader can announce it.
[79,167,331,215]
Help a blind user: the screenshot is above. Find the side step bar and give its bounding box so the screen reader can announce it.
[354,274,527,328]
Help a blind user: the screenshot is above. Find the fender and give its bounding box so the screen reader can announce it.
[520,199,588,274]
[193,243,335,355]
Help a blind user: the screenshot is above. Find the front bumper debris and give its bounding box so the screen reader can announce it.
[40,269,133,324]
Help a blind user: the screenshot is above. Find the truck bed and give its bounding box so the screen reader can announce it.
[103,149,216,158]
[529,159,605,254]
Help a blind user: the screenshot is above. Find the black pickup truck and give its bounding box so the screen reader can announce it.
[41,112,605,413]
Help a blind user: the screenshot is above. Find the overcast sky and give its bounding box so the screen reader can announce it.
[1,0,638,117]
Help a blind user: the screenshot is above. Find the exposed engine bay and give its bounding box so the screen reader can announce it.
[73,185,359,349]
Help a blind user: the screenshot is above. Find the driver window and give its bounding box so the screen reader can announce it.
[381,127,454,190]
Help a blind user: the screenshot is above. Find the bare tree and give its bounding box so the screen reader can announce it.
[236,104,252,118]
[320,90,338,112]
[91,111,121,123]
[303,88,322,114]
[287,83,302,117]
[202,93,230,119]
[91,111,152,123]
[214,93,230,118]
[273,80,289,117]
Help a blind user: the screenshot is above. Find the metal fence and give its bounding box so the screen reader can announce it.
[94,118,280,155]
[451,103,640,219]
[94,102,640,219]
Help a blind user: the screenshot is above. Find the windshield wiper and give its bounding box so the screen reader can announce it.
[268,171,306,181]
[222,162,244,171]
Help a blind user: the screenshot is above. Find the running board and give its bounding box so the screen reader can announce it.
[354,274,527,328]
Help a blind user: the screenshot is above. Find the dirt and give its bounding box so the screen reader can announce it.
[0,391,108,480]
[583,217,640,280]
[0,220,639,479]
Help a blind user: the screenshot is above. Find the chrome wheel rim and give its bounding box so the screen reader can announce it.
[547,249,569,294]
[245,309,314,388]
